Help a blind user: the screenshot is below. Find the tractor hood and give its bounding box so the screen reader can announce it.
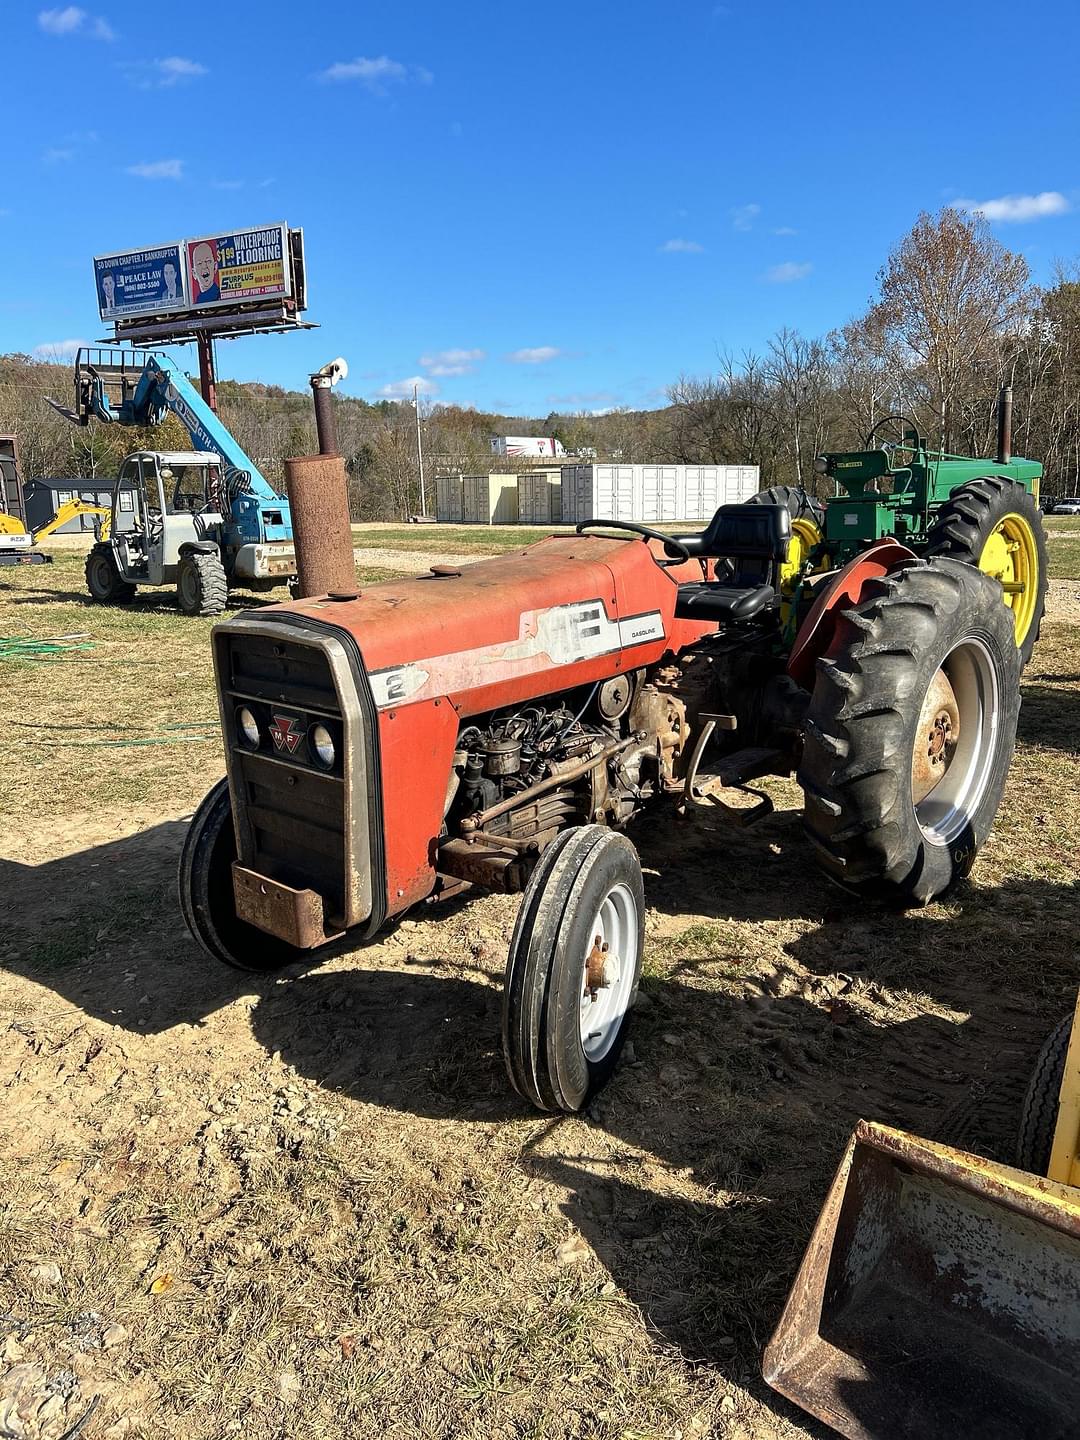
[267,533,708,718]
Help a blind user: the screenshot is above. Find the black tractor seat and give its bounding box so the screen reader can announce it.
[673,502,791,623]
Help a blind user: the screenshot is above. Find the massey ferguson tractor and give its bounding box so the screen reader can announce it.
[180,396,1047,1113]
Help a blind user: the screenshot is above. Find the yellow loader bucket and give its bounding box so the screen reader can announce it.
[763,1120,1080,1439]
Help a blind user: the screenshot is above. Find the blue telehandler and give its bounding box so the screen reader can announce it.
[49,347,298,615]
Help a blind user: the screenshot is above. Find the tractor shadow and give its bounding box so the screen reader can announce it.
[6,810,1077,1406]
[1018,678,1080,754]
[0,818,382,1034]
[249,870,1079,1382]
[5,586,276,612]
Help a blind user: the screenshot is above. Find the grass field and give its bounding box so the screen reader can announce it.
[1,529,1079,1439]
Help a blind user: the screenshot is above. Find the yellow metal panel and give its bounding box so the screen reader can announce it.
[1049,991,1080,1186]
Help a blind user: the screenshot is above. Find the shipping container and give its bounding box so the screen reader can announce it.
[435,473,464,524]
[462,473,518,525]
[517,469,564,524]
[560,464,760,523]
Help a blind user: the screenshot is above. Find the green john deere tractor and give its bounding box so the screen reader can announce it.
[754,389,1048,669]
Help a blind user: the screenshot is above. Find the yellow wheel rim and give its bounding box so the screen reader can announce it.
[978,513,1039,647]
[780,517,825,594]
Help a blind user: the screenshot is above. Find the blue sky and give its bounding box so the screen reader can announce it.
[4,0,1080,415]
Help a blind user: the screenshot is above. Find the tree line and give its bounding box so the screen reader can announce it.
[4,207,1080,518]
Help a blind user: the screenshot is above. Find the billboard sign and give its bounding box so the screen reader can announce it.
[94,243,187,320]
[186,224,291,310]
[93,224,299,325]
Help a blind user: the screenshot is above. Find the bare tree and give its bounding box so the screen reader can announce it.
[867,209,1031,449]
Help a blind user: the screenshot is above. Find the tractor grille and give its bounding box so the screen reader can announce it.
[216,628,351,926]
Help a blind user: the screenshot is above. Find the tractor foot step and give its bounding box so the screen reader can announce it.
[705,747,788,787]
[681,747,787,827]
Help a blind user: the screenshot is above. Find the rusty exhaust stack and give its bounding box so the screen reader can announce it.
[285,358,355,600]
[996,384,1013,464]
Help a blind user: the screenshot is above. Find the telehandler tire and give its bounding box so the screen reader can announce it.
[799,557,1021,907]
[85,543,136,603]
[179,778,308,972]
[177,550,228,617]
[1016,1012,1071,1176]
[923,476,1047,669]
[503,826,644,1113]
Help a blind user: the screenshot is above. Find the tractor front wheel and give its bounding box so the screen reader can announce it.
[799,557,1021,906]
[85,544,136,603]
[503,826,644,1112]
[177,551,228,617]
[179,778,310,972]
[923,476,1047,669]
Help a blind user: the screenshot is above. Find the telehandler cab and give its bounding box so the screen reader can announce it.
[180,398,1045,1112]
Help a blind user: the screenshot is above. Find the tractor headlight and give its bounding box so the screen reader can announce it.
[309,722,336,770]
[236,705,261,749]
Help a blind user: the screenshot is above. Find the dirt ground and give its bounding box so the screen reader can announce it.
[1,533,1078,1440]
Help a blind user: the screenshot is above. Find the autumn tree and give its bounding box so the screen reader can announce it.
[863,208,1031,450]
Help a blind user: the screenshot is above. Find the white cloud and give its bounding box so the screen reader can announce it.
[732,203,761,231]
[38,7,114,38]
[773,225,798,236]
[123,56,207,88]
[43,147,75,164]
[420,347,485,376]
[33,338,91,360]
[318,55,430,90]
[764,260,813,283]
[39,6,85,33]
[159,56,205,80]
[659,237,704,253]
[955,191,1069,223]
[548,391,617,408]
[126,158,183,180]
[377,375,438,399]
[507,346,561,364]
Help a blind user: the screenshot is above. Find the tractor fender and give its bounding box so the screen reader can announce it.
[787,539,917,689]
[178,540,221,557]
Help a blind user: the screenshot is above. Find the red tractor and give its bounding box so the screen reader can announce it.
[180,491,1023,1111]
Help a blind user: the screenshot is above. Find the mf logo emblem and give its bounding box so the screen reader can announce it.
[269,713,302,754]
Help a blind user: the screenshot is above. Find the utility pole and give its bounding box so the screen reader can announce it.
[413,383,427,518]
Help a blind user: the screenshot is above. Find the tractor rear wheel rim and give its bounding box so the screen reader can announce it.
[579,881,638,1061]
[912,637,999,848]
[979,513,1038,648]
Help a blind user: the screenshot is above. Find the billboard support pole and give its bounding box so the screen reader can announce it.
[196,333,218,414]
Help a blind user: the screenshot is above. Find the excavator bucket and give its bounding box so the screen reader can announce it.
[763,1120,1080,1439]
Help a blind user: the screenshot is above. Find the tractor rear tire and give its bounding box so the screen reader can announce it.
[923,477,1047,669]
[748,484,825,526]
[749,485,827,592]
[179,777,309,972]
[503,826,644,1113]
[1016,1012,1071,1176]
[85,544,136,603]
[799,557,1021,907]
[177,551,228,617]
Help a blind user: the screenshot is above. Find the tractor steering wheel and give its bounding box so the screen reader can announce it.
[575,519,691,567]
[863,414,922,452]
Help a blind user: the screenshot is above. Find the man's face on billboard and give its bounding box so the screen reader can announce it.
[192,243,217,291]
[163,262,178,294]
[102,274,115,303]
